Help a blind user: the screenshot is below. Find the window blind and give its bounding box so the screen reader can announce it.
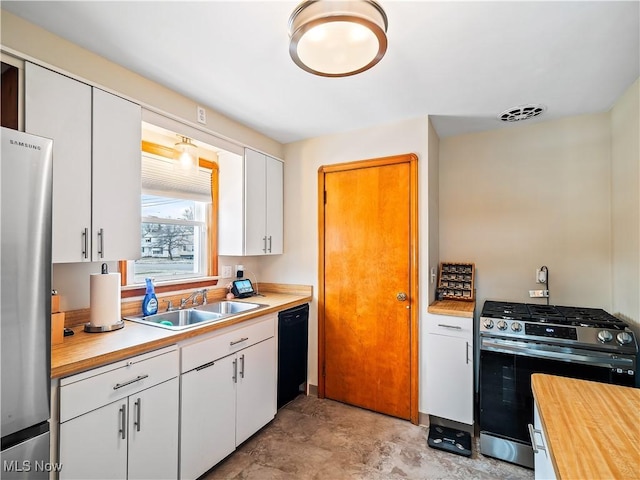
[141,153,212,202]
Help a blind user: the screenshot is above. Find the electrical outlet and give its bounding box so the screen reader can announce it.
[529,290,549,298]
[196,106,207,124]
[221,265,232,277]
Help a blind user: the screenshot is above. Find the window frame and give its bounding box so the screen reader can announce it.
[119,140,218,297]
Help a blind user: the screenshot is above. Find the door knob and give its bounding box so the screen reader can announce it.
[396,292,408,302]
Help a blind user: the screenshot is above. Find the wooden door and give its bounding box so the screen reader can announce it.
[319,154,418,422]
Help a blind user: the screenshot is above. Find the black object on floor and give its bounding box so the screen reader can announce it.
[427,425,472,457]
[277,303,309,409]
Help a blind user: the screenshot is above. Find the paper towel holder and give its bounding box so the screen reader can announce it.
[84,320,125,333]
[84,263,125,333]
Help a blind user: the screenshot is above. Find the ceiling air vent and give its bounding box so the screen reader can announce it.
[498,104,546,123]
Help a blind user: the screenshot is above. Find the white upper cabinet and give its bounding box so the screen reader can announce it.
[92,88,141,261]
[25,62,92,263]
[25,62,141,263]
[219,148,283,256]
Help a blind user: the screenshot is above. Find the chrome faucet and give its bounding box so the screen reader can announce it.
[165,299,176,312]
[180,289,208,309]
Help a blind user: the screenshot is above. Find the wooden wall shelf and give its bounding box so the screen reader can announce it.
[437,262,475,301]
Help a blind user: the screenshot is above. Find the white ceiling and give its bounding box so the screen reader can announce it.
[2,1,639,144]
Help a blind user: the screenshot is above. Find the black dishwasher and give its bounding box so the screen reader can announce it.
[277,303,309,409]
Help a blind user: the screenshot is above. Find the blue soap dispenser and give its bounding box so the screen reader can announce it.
[142,278,158,316]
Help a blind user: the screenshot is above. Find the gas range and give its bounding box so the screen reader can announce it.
[479,300,638,469]
[480,300,637,355]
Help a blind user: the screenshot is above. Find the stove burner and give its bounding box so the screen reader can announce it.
[482,301,628,329]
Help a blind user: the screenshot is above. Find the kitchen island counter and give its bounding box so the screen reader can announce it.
[531,373,640,479]
[52,284,312,378]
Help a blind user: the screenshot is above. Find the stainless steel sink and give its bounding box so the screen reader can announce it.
[123,300,266,330]
[194,300,263,315]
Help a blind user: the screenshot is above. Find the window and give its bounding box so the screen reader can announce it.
[134,194,207,283]
[121,127,219,288]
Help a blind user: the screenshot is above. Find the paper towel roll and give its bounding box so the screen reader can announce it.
[90,272,121,327]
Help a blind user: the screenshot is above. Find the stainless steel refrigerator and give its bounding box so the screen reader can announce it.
[1,127,53,479]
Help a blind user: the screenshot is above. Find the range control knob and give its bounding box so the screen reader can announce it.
[617,332,633,345]
[483,319,494,329]
[497,320,508,331]
[511,322,522,332]
[597,330,613,343]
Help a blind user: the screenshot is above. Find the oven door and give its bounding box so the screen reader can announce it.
[479,337,635,446]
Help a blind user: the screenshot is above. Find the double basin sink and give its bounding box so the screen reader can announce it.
[124,300,267,331]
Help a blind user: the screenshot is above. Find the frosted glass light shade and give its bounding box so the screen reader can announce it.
[174,136,198,174]
[289,1,388,77]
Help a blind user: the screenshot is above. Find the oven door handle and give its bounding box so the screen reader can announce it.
[481,338,635,370]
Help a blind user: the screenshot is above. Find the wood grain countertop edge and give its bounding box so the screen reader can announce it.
[427,299,475,318]
[531,373,640,480]
[52,287,312,379]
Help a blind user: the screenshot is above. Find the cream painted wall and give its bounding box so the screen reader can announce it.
[439,113,613,312]
[0,10,282,158]
[611,78,640,332]
[260,116,431,410]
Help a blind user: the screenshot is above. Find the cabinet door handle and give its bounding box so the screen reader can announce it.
[527,423,547,454]
[232,358,238,383]
[119,404,126,439]
[113,374,149,390]
[134,398,141,432]
[82,228,89,259]
[230,337,249,346]
[195,360,216,371]
[262,236,267,253]
[97,228,104,258]
[466,341,471,364]
[240,354,245,379]
[268,235,272,253]
[437,323,462,330]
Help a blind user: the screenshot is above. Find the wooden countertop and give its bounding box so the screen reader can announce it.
[427,299,475,318]
[52,288,312,379]
[531,374,640,480]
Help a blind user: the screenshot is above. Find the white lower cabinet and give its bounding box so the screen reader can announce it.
[180,355,236,480]
[235,337,277,445]
[532,402,557,480]
[425,313,474,425]
[58,347,179,480]
[179,315,277,480]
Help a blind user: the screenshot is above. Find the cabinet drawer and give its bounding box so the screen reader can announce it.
[60,346,178,422]
[425,313,473,338]
[181,314,275,373]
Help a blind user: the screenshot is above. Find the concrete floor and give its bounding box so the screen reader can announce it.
[203,395,534,480]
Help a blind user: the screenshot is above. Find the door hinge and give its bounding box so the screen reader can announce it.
[324,190,327,204]
[322,362,326,378]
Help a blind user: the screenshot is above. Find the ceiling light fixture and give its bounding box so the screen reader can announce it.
[174,136,198,174]
[288,0,388,77]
